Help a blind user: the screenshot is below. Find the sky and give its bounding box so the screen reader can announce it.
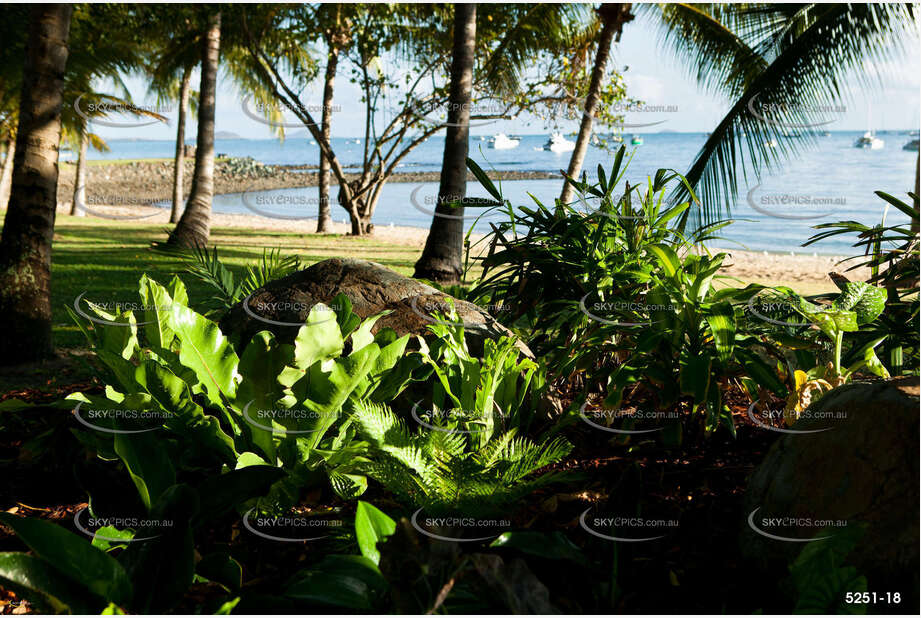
[95,9,921,141]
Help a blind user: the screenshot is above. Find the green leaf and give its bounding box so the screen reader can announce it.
[647,244,681,278]
[196,466,287,524]
[354,501,396,566]
[284,555,386,610]
[91,526,135,552]
[0,514,131,605]
[0,553,101,614]
[214,597,241,614]
[166,299,240,408]
[197,553,242,592]
[292,304,345,370]
[466,157,502,201]
[101,601,128,614]
[138,274,180,350]
[680,354,711,402]
[490,531,587,565]
[705,302,736,364]
[832,281,886,324]
[135,360,237,463]
[236,331,294,462]
[114,432,176,512]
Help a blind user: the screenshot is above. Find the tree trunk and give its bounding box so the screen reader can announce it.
[168,12,220,248]
[0,136,14,210]
[559,3,633,205]
[69,126,88,216]
[317,43,338,233]
[170,65,193,224]
[0,4,72,364]
[912,149,919,234]
[413,3,477,284]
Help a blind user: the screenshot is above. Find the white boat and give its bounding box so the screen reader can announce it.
[542,132,575,153]
[488,133,520,150]
[854,131,884,149]
[765,139,778,148]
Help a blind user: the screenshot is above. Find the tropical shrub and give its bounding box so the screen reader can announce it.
[804,189,919,375]
[758,276,890,423]
[66,274,415,508]
[464,154,783,438]
[0,466,283,613]
[604,246,786,437]
[350,398,572,516]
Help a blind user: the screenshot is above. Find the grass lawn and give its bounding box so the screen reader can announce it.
[0,218,421,393]
[49,219,422,348]
[1,215,835,393]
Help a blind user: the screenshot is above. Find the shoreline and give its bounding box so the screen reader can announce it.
[57,158,557,208]
[48,158,872,288]
[43,201,870,290]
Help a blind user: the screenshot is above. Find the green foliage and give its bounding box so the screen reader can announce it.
[350,399,572,516]
[185,245,301,317]
[67,274,414,509]
[786,526,868,614]
[419,299,540,438]
[467,154,780,438]
[805,190,919,375]
[281,501,396,610]
[607,247,785,436]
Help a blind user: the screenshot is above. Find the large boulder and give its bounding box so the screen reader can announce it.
[219,258,530,358]
[740,377,919,594]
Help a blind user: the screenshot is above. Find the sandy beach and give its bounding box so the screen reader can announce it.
[52,204,869,293]
[52,159,870,291]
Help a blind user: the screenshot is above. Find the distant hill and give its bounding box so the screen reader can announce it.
[215,131,244,139]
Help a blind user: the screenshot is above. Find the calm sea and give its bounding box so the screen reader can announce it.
[81,132,918,254]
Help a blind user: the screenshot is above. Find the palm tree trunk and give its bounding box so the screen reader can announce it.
[168,12,220,248]
[560,3,633,205]
[317,42,338,233]
[0,4,72,364]
[413,3,477,284]
[912,149,919,234]
[69,126,88,216]
[170,65,193,224]
[0,136,14,210]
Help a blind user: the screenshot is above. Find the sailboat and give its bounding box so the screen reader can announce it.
[854,105,884,149]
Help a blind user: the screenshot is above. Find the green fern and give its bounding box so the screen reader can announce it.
[350,400,572,516]
[185,245,301,317]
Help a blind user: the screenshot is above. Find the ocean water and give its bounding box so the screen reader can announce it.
[84,132,918,254]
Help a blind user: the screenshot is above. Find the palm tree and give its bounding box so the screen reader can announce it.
[559,3,634,205]
[171,65,193,223]
[642,3,918,227]
[0,4,73,363]
[63,93,166,217]
[316,4,351,234]
[0,120,15,210]
[413,3,478,284]
[169,11,221,249]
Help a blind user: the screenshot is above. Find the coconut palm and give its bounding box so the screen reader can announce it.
[411,3,592,283]
[559,3,634,205]
[412,4,478,284]
[642,3,918,227]
[168,10,221,249]
[0,4,73,363]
